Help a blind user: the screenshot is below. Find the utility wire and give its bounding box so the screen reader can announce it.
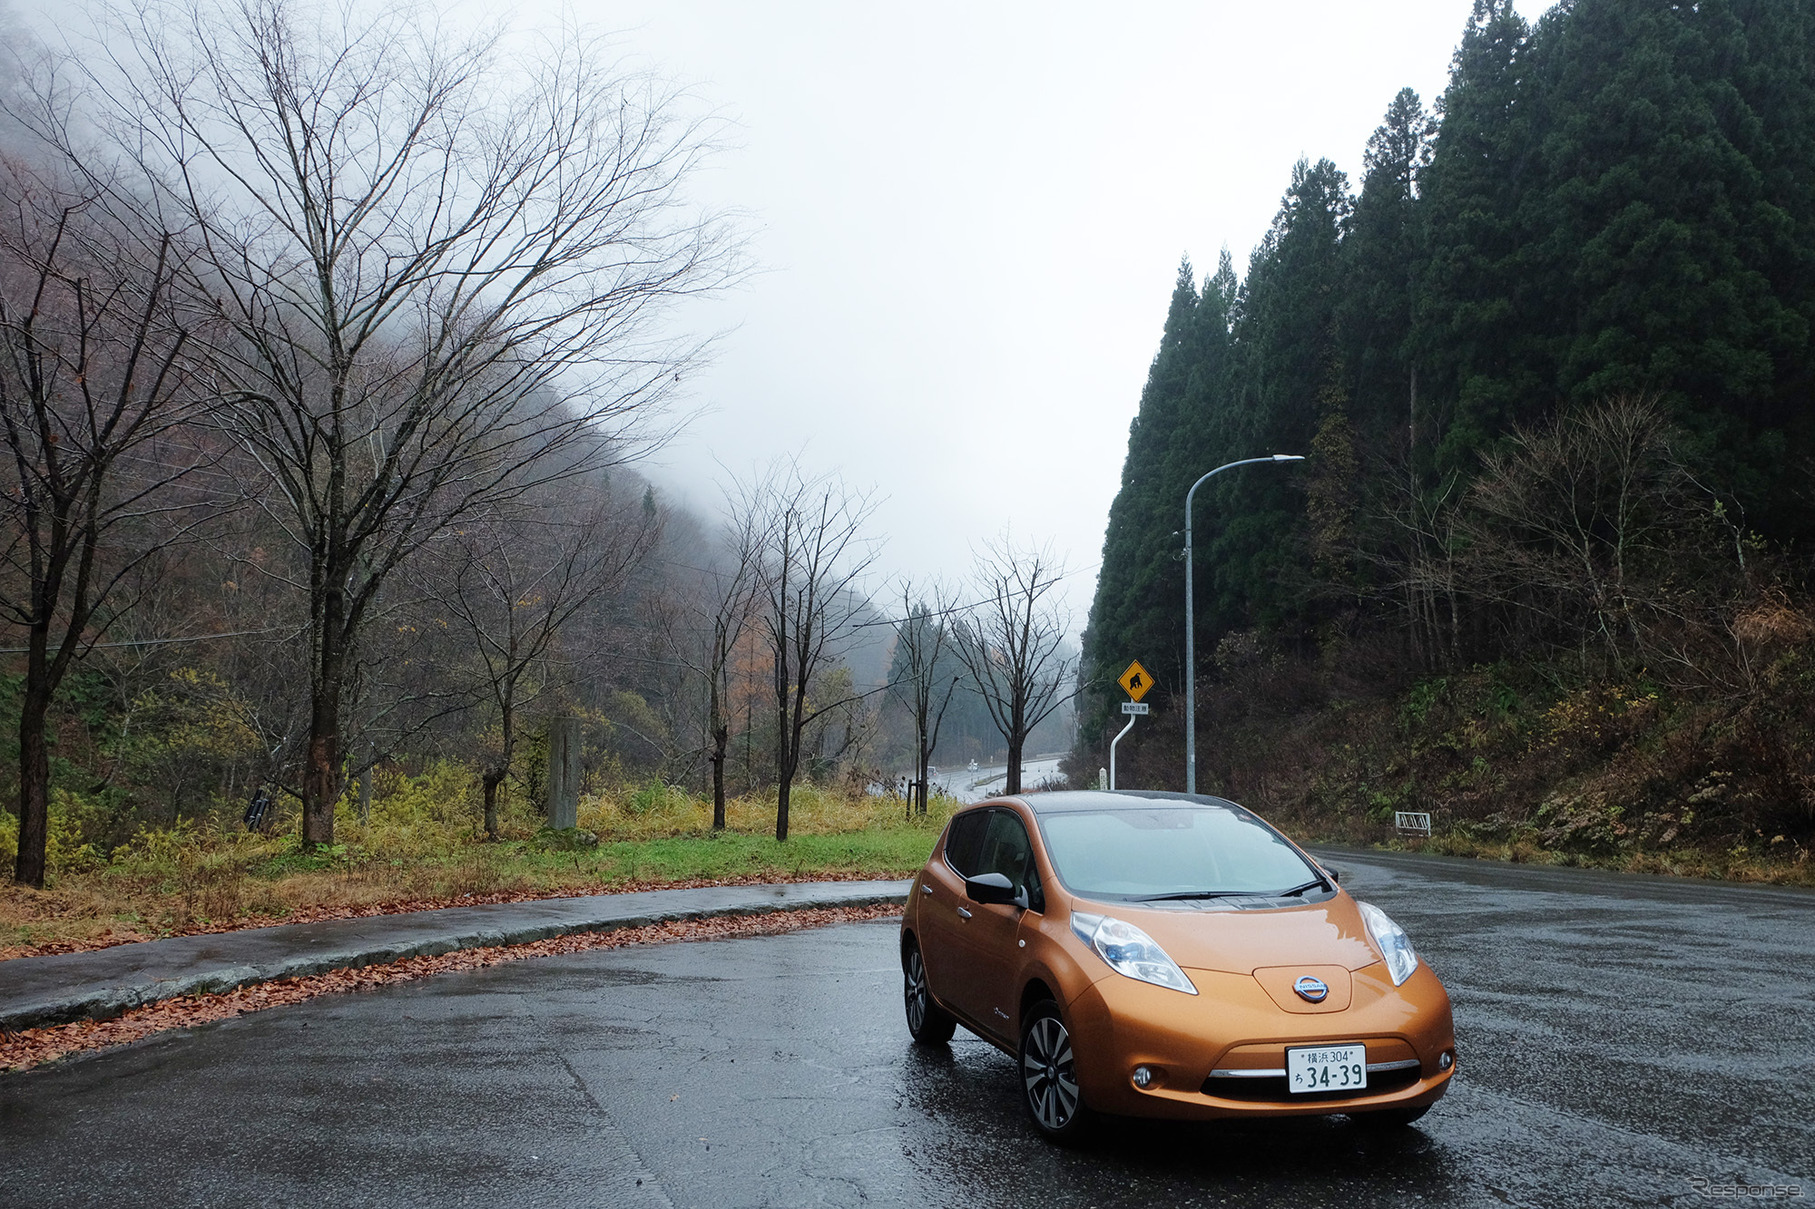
[0,626,290,654]
[849,561,1102,630]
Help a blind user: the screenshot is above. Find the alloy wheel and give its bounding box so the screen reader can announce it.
[1021,1014,1080,1132]
[905,947,929,1032]
[902,940,956,1043]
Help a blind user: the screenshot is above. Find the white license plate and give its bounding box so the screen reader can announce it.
[1286,1043,1367,1094]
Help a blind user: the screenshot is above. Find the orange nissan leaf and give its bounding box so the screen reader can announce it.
[900,790,1456,1140]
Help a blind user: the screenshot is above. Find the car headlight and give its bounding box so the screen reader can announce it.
[1358,901,1419,986]
[1070,911,1197,995]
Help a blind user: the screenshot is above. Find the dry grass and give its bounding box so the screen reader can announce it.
[1405,830,1815,885]
[1,767,956,958]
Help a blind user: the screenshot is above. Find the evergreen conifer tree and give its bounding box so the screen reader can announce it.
[1080,258,1198,745]
[1415,0,1541,470]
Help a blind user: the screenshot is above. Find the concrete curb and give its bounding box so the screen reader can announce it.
[0,879,910,1034]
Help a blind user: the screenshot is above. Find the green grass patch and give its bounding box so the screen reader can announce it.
[587,828,938,883]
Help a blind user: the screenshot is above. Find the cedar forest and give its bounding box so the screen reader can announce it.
[1074,0,1815,872]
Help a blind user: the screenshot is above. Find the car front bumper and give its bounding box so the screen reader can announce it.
[1064,960,1457,1120]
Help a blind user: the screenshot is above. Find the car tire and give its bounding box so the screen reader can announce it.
[902,938,957,1044]
[1019,999,1091,1142]
[1352,1105,1430,1129]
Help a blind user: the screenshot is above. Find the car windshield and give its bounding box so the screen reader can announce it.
[1037,805,1317,901]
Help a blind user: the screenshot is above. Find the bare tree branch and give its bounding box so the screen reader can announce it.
[954,534,1075,795]
[10,1,741,845]
[0,155,208,886]
[750,460,880,842]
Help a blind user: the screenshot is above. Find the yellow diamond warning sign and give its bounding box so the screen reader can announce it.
[1117,660,1153,703]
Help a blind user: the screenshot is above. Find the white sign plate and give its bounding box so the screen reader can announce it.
[1120,701,1149,715]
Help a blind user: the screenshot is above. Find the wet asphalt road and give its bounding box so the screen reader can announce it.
[2,850,1811,1208]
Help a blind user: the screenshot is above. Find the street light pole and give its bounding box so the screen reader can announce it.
[1184,454,1305,795]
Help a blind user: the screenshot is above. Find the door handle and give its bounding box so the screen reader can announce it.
[957,906,973,920]
[921,883,933,895]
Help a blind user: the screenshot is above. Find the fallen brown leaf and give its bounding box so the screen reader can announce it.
[0,871,897,963]
[0,902,902,1073]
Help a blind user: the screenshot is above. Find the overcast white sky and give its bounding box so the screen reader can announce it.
[527,1,1548,633]
[14,0,1545,634]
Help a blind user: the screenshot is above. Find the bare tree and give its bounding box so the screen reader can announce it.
[1454,395,1722,677]
[1351,450,1466,670]
[755,464,879,842]
[417,480,658,839]
[662,490,765,830]
[888,580,960,815]
[955,535,1075,795]
[0,159,202,886]
[28,1,737,845]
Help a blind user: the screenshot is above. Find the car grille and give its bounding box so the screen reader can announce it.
[1200,1060,1422,1103]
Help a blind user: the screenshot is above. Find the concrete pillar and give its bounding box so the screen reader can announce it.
[545,715,581,829]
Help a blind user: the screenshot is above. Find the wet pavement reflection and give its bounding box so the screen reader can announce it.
[1,850,1810,1207]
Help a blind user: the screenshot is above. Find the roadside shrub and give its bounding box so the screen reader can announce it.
[534,826,600,852]
[0,790,114,878]
[621,781,695,816]
[46,789,106,874]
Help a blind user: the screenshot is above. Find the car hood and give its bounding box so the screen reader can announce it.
[1080,894,1382,975]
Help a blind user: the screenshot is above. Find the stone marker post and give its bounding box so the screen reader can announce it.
[545,716,582,830]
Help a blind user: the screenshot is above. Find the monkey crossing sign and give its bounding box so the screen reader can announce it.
[1117,660,1153,703]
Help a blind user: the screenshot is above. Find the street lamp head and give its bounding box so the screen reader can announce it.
[1271,454,1306,462]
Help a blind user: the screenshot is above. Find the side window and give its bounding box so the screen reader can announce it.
[943,811,988,877]
[979,811,1043,912]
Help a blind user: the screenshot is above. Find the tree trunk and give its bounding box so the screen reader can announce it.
[711,724,729,830]
[708,673,728,830]
[776,706,798,843]
[302,726,340,847]
[1004,733,1025,795]
[916,740,933,815]
[481,767,504,840]
[485,689,516,841]
[302,592,348,848]
[13,672,52,888]
[774,661,798,844]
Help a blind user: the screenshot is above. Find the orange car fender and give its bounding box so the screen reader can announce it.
[899,871,922,948]
[1015,910,1109,1024]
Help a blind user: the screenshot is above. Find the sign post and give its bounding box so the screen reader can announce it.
[1109,662,1152,792]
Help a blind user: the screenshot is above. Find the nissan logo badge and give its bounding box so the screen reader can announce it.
[1294,975,1329,1003]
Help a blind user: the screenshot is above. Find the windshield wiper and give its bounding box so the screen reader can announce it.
[1133,876,1331,903]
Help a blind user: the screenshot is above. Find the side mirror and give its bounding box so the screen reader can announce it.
[965,871,1019,906]
[1323,865,1341,885]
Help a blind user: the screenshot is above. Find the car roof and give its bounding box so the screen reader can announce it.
[983,790,1247,816]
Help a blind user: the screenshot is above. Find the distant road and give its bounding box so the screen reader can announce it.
[928,753,1066,803]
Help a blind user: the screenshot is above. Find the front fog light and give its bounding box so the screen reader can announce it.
[1439,1051,1454,1071]
[1132,1066,1153,1089]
